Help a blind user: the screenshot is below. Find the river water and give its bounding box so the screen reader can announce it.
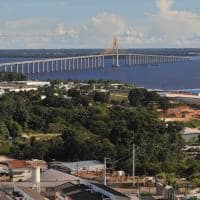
[30,57,200,90]
[0,50,200,90]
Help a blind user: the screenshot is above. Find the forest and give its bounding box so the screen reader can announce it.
[0,80,200,184]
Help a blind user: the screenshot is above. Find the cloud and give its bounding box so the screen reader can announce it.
[119,27,157,47]
[5,19,36,29]
[55,23,78,38]
[1,0,200,48]
[151,0,200,47]
[156,0,173,13]
[63,3,200,48]
[77,12,153,48]
[91,12,126,36]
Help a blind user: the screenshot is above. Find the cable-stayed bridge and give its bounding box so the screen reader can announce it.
[0,38,190,74]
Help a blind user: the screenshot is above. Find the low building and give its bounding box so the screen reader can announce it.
[1,159,47,182]
[48,182,103,200]
[2,168,130,200]
[88,183,130,200]
[14,186,46,200]
[3,186,46,200]
[0,81,50,93]
[182,127,200,141]
[19,81,50,87]
[63,82,75,91]
[0,189,15,200]
[51,160,104,174]
[42,169,130,200]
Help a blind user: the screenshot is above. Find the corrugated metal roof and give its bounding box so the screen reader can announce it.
[41,169,79,182]
[55,160,103,171]
[92,183,129,198]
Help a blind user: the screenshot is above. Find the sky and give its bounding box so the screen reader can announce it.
[0,0,200,49]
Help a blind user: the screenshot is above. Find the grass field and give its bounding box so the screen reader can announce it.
[183,119,200,128]
[25,132,61,140]
[110,92,128,102]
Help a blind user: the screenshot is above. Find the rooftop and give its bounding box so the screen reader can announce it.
[17,187,46,200]
[58,182,102,200]
[93,183,128,198]
[0,190,14,200]
[41,168,80,183]
[53,160,103,171]
[1,159,47,169]
[183,127,200,135]
[6,160,28,169]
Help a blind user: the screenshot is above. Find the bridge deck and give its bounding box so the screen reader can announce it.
[0,53,191,74]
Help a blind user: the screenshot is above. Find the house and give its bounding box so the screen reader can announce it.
[42,169,130,200]
[1,168,130,200]
[1,159,47,182]
[47,182,103,200]
[90,183,130,200]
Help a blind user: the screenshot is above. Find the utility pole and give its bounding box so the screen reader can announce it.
[76,162,79,175]
[104,157,107,186]
[133,143,135,187]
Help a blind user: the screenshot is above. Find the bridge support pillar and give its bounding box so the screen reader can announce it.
[37,62,40,73]
[42,62,45,73]
[47,62,49,72]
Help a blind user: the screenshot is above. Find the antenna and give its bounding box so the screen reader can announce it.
[132,144,135,187]
[104,157,107,186]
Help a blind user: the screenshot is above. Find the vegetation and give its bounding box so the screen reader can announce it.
[0,81,199,180]
[0,72,27,81]
[128,88,170,110]
[183,119,200,128]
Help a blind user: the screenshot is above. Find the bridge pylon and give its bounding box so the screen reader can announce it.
[112,36,120,67]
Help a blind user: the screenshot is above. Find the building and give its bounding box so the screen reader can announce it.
[0,81,50,93]
[182,127,200,141]
[90,183,130,200]
[14,186,46,200]
[51,160,104,174]
[47,182,103,200]
[2,168,130,200]
[62,81,75,91]
[15,81,50,87]
[0,159,47,182]
[42,169,130,200]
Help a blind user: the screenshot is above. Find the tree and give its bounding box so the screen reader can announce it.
[93,92,110,103]
[198,135,200,143]
[0,122,9,139]
[128,88,147,107]
[159,98,170,111]
[128,88,170,109]
[7,121,23,138]
[68,88,80,98]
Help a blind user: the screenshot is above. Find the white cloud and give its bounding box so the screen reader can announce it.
[91,12,126,36]
[156,0,173,13]
[1,0,200,48]
[55,23,78,38]
[151,0,200,47]
[119,27,156,47]
[78,12,152,48]
[5,19,36,29]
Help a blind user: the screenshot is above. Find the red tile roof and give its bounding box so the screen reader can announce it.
[8,160,30,169]
[1,159,47,169]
